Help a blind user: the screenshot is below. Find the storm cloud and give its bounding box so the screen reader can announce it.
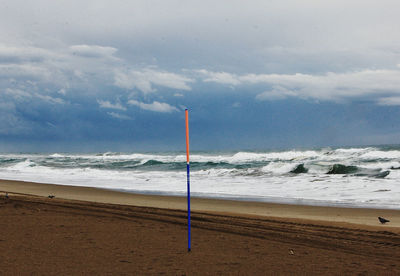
[1,0,400,150]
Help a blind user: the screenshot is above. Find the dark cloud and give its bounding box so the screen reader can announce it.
[1,1,400,151]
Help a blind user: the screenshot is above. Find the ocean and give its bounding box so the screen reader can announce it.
[1,145,400,209]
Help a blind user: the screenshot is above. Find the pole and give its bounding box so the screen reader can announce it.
[185,109,191,252]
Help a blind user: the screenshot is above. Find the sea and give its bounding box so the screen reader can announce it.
[1,145,400,209]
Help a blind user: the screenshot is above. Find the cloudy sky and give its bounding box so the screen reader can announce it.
[1,0,400,152]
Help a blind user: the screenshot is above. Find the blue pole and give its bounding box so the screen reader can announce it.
[185,109,191,252]
[187,162,191,252]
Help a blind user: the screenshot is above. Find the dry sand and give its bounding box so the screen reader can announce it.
[1,179,400,275]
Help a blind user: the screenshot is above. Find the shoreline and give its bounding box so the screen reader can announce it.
[113,189,400,210]
[1,179,399,230]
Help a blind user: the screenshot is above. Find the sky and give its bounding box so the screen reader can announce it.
[1,0,400,152]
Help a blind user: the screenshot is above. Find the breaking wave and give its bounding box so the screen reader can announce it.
[1,145,400,208]
[290,164,308,174]
[327,164,359,174]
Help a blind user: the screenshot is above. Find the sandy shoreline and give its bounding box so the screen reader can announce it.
[1,179,400,274]
[1,179,399,230]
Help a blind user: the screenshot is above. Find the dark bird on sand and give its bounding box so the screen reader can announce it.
[5,192,9,199]
[48,195,55,199]
[378,216,390,224]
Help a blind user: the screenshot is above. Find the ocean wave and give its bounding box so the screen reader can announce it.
[327,164,359,174]
[10,159,37,170]
[0,157,24,166]
[1,146,400,208]
[0,146,399,195]
[142,160,165,166]
[359,150,400,160]
[9,146,397,165]
[372,171,390,178]
[290,164,308,174]
[50,153,64,158]
[260,162,300,174]
[232,150,320,162]
[2,146,400,175]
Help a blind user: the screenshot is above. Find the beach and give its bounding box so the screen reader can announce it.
[1,179,400,275]
[2,0,400,274]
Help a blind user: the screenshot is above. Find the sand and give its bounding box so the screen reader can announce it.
[1,179,400,275]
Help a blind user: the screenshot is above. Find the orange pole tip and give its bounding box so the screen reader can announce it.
[185,109,190,163]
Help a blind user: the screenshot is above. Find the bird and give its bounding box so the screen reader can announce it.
[5,192,9,199]
[378,216,390,224]
[48,195,55,199]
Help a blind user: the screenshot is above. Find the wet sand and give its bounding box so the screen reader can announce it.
[1,179,400,275]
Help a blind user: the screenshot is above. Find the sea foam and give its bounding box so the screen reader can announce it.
[0,146,400,209]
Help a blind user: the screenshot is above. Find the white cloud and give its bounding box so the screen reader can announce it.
[197,69,240,86]
[58,88,67,95]
[377,97,400,106]
[0,43,194,106]
[128,100,179,113]
[1,1,399,110]
[198,68,400,102]
[3,88,32,100]
[97,99,126,111]
[114,70,153,92]
[69,45,118,58]
[0,43,120,87]
[114,68,193,93]
[34,93,65,104]
[0,64,52,80]
[255,86,297,101]
[0,43,196,127]
[107,112,132,120]
[0,44,57,64]
[1,0,400,77]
